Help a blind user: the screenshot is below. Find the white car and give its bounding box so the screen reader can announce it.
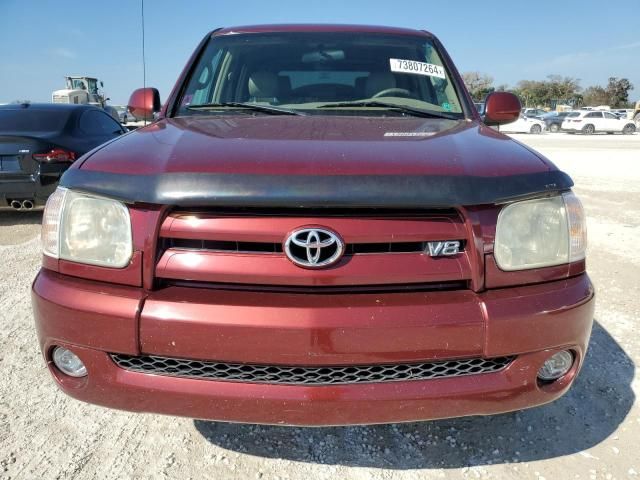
[561,110,636,135]
[499,115,546,134]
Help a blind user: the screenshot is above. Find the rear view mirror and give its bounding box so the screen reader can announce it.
[128,87,161,121]
[483,92,521,126]
[302,49,345,63]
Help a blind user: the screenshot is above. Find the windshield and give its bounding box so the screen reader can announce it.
[176,32,465,117]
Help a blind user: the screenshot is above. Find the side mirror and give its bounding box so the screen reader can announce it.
[128,87,161,121]
[483,92,521,126]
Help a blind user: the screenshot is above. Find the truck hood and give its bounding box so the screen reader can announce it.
[62,115,572,208]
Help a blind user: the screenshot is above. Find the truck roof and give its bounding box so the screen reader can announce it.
[212,24,434,38]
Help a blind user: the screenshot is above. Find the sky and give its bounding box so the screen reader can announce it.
[1,0,638,105]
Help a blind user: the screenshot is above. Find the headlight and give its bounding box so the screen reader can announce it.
[494,192,586,271]
[42,187,132,268]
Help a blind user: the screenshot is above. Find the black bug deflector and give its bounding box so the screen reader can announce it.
[59,169,573,208]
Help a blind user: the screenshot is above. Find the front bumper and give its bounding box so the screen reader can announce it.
[32,270,594,426]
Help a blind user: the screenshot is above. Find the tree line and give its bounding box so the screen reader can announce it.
[462,72,635,109]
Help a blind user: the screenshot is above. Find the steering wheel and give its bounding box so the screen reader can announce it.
[372,88,413,98]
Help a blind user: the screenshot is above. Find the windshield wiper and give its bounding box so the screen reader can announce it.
[317,101,460,120]
[186,102,305,116]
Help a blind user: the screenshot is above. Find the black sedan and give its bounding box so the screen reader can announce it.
[0,103,126,210]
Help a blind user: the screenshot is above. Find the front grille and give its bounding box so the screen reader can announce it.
[162,238,458,255]
[111,354,514,386]
[155,211,472,289]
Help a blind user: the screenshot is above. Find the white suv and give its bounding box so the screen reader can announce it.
[561,110,636,135]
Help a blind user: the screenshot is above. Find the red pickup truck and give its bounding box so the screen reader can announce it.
[32,24,594,426]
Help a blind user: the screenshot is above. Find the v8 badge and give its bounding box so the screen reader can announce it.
[426,241,460,256]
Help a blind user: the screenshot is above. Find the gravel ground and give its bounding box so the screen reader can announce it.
[1,133,639,479]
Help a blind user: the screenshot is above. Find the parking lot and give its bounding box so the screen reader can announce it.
[0,133,638,480]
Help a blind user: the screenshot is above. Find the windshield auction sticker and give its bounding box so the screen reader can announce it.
[389,59,446,79]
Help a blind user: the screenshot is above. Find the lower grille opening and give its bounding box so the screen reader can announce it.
[111,354,514,386]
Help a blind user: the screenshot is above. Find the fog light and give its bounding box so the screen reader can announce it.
[52,346,87,377]
[538,351,573,381]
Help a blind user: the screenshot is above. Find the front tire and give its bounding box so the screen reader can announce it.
[549,123,560,133]
[530,124,542,134]
[623,123,636,135]
[582,124,595,135]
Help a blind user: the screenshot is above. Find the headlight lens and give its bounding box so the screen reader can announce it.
[41,187,67,258]
[495,192,586,271]
[42,187,132,268]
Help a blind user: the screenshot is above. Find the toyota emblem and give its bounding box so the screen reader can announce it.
[284,227,344,268]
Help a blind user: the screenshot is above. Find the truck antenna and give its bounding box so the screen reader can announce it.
[141,0,147,125]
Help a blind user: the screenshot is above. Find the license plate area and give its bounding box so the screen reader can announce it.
[0,155,21,172]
